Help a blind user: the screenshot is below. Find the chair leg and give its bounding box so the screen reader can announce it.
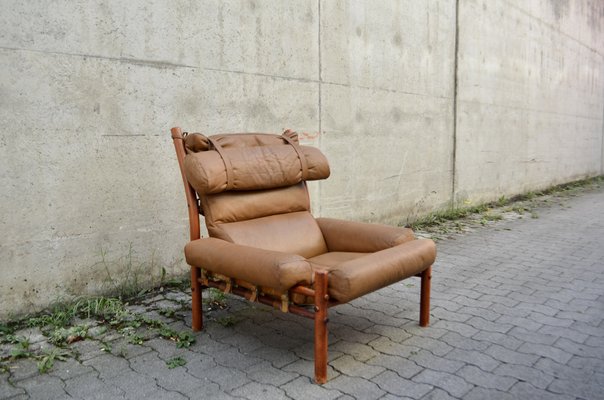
[191,266,203,331]
[419,265,432,327]
[314,270,329,384]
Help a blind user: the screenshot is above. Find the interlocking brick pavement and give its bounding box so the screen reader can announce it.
[1,187,603,399]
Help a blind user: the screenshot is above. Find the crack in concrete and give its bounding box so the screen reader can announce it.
[202,66,317,84]
[321,79,452,100]
[101,134,147,137]
[458,98,603,121]
[0,46,198,69]
[202,66,450,101]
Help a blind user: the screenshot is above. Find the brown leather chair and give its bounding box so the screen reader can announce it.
[170,127,436,383]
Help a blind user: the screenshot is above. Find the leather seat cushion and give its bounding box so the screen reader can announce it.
[307,252,368,268]
[310,240,436,303]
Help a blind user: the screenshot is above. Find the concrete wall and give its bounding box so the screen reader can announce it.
[454,0,604,204]
[319,0,456,223]
[1,0,602,318]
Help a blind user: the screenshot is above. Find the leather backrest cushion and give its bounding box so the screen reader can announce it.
[203,183,310,225]
[210,211,328,259]
[183,133,330,194]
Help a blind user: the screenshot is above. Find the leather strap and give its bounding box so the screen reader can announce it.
[208,137,235,190]
[281,134,309,181]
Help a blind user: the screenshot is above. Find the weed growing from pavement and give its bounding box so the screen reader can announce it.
[204,288,229,310]
[404,176,603,238]
[480,212,503,225]
[216,316,238,327]
[166,356,187,369]
[0,331,70,374]
[0,276,196,374]
[157,326,195,348]
[48,324,89,346]
[504,204,530,214]
[99,340,112,353]
[407,203,490,230]
[158,308,177,318]
[37,349,70,373]
[8,338,30,359]
[175,331,196,348]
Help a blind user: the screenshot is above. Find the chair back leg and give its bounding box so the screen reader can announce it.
[191,266,203,331]
[419,266,432,327]
[314,270,329,384]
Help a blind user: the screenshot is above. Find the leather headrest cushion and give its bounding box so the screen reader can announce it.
[184,133,210,153]
[183,132,330,194]
[184,131,300,152]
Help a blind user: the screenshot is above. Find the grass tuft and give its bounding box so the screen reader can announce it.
[405,175,603,231]
[204,288,228,310]
[166,356,186,369]
[407,204,489,230]
[216,316,237,327]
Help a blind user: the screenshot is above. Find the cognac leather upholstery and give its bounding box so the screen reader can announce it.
[183,131,436,303]
[310,240,436,303]
[316,218,416,252]
[184,132,330,194]
[185,238,312,291]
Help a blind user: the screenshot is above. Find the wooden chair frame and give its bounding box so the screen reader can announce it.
[170,127,432,383]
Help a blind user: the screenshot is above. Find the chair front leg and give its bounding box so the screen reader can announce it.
[314,270,329,384]
[419,265,432,327]
[191,266,203,331]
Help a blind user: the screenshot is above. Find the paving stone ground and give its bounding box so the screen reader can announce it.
[2,186,603,399]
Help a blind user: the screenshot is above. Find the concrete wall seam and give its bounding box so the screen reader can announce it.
[450,0,460,208]
[601,88,604,174]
